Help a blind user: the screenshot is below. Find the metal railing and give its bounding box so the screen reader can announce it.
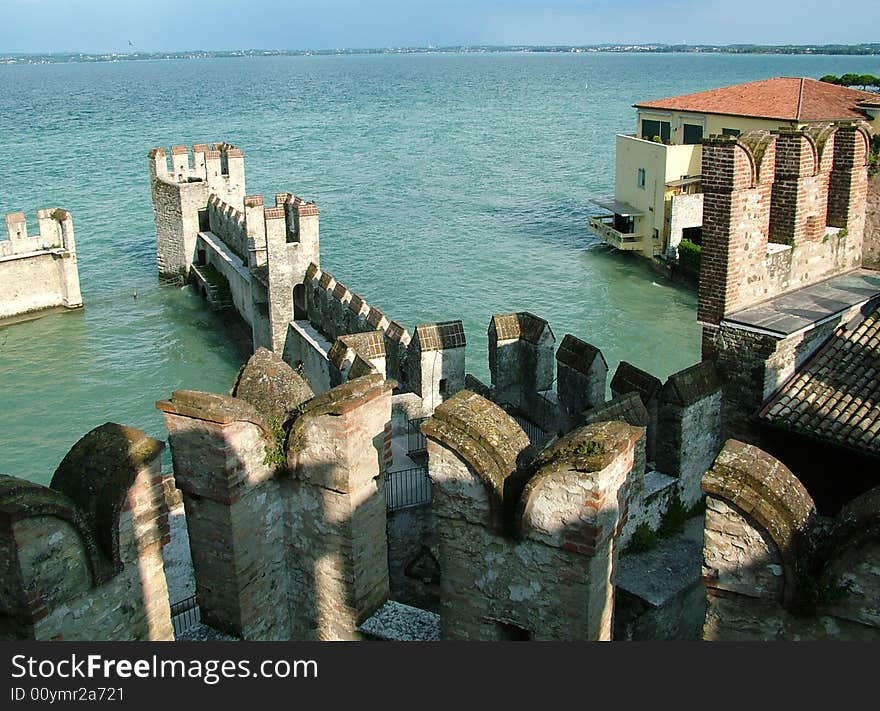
[587,216,644,250]
[407,417,428,456]
[513,415,547,447]
[170,594,201,636]
[385,466,432,511]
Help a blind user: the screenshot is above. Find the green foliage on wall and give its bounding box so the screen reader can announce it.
[677,238,701,273]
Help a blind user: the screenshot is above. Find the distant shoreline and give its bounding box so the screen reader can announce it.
[3,43,880,65]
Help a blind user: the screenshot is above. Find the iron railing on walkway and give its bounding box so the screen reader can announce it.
[513,415,547,446]
[170,594,201,636]
[386,466,431,511]
[407,417,428,456]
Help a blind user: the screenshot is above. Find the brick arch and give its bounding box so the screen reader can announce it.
[0,475,103,587]
[804,124,837,174]
[51,423,166,578]
[702,439,815,603]
[852,123,872,167]
[737,131,776,187]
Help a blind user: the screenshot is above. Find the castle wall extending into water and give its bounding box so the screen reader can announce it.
[0,209,82,323]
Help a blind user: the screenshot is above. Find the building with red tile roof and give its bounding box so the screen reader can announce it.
[589,77,877,263]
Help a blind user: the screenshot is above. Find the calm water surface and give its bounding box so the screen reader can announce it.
[2,52,878,483]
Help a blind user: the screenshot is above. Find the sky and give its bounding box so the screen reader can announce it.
[0,0,878,54]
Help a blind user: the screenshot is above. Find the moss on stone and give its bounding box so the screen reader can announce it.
[232,347,314,421]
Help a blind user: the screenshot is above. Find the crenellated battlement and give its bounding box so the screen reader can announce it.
[304,263,412,348]
[0,207,83,321]
[701,440,880,640]
[698,122,870,337]
[2,208,73,257]
[148,141,245,188]
[423,390,642,640]
[206,193,249,260]
[0,424,172,640]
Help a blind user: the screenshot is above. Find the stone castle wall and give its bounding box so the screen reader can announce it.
[299,263,466,414]
[206,195,249,261]
[0,424,172,641]
[157,351,391,641]
[698,124,870,353]
[701,440,880,640]
[0,209,82,322]
[149,143,246,280]
[150,143,321,358]
[864,171,880,269]
[423,390,642,640]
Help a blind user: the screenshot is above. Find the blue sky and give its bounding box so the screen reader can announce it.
[0,0,877,53]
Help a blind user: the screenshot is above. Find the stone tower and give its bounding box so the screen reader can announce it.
[149,142,246,280]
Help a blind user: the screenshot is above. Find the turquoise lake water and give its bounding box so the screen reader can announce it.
[1,52,878,483]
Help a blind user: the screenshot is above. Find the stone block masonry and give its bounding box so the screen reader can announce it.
[0,424,173,640]
[150,142,245,280]
[701,440,880,640]
[423,390,642,640]
[698,123,870,357]
[0,209,83,323]
[157,349,392,641]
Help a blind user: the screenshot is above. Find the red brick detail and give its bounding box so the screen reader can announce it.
[769,131,831,245]
[697,138,774,324]
[366,307,385,328]
[332,282,349,301]
[349,294,366,314]
[318,272,334,289]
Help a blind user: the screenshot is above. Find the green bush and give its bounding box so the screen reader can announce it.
[625,523,658,555]
[677,238,701,273]
[658,494,690,537]
[263,416,287,469]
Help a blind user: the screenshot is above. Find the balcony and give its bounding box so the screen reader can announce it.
[588,215,644,251]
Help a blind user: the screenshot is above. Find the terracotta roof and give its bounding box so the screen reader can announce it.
[415,320,466,352]
[490,312,554,345]
[635,77,877,122]
[760,303,880,456]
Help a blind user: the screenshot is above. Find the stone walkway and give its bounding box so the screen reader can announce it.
[163,504,196,604]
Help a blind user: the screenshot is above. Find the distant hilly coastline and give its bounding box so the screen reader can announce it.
[3,43,880,65]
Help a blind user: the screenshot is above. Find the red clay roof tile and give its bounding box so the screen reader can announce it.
[635,77,877,122]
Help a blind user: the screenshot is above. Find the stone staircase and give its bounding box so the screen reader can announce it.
[190,263,233,311]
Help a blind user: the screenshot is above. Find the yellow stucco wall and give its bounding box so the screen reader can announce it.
[635,110,798,144]
[603,108,876,259]
[614,135,701,257]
